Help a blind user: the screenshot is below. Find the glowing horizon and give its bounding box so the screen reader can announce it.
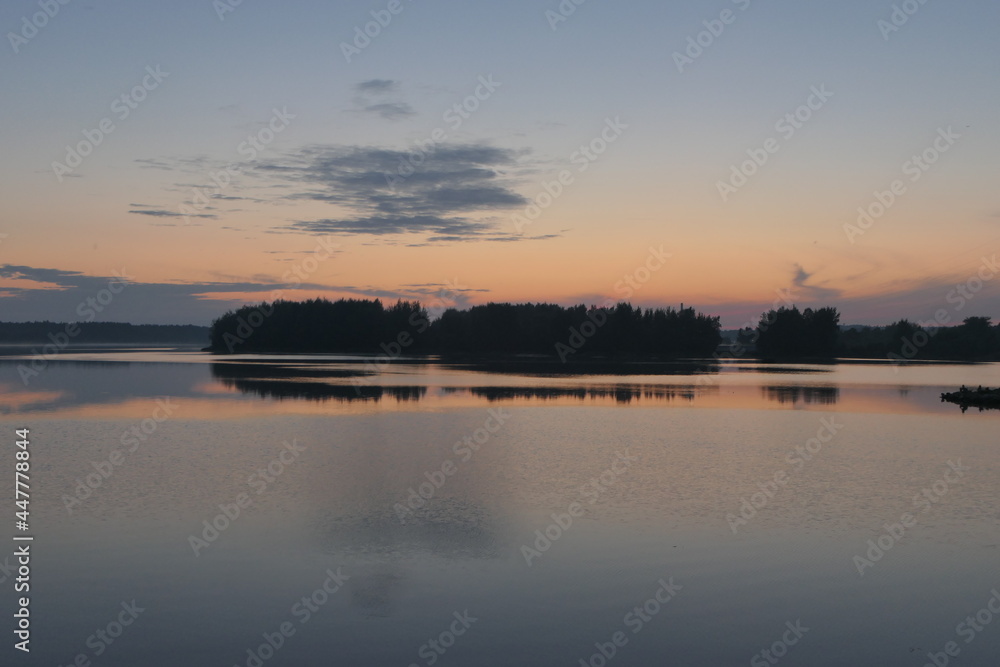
[3,0,999,327]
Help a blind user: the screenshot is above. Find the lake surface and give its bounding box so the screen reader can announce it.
[1,349,999,666]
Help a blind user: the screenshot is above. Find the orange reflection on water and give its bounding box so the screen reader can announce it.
[0,383,64,411]
[15,380,966,420]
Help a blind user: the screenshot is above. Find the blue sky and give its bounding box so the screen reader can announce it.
[2,0,999,325]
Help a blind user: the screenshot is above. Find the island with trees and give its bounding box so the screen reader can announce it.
[205,298,1000,362]
[207,298,722,359]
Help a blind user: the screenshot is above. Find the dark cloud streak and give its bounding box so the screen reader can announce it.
[355,79,399,94]
[256,143,539,243]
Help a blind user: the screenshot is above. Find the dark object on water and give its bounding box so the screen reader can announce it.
[940,385,1000,412]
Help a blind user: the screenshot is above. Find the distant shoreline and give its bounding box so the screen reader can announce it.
[0,321,210,346]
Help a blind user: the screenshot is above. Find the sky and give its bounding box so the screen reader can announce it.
[1,0,999,326]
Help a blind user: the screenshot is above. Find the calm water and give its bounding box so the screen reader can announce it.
[1,349,999,666]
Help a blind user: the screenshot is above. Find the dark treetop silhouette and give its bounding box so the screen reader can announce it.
[837,316,1000,362]
[206,298,1000,361]
[207,298,722,358]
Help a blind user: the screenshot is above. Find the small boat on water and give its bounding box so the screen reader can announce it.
[941,385,1000,411]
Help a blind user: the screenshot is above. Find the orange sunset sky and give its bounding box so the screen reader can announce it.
[2,0,999,326]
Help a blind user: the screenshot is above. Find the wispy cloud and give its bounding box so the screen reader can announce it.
[350,78,415,120]
[790,263,842,301]
[360,101,416,120]
[128,208,217,219]
[255,143,548,243]
[355,79,399,94]
[0,264,446,324]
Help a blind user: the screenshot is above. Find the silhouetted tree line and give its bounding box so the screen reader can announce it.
[208,298,1000,360]
[744,306,1000,361]
[751,306,842,358]
[0,321,209,344]
[840,316,1000,361]
[208,298,722,358]
[209,298,429,353]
